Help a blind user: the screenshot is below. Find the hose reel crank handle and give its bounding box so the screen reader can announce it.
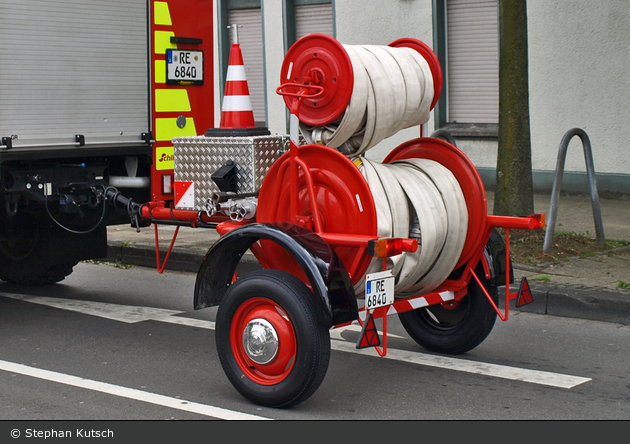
[276,83,324,115]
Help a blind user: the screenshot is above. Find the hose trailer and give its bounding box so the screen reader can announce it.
[114,32,545,409]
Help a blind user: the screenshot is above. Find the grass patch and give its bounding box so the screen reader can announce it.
[530,275,551,282]
[617,280,630,289]
[503,229,630,265]
[83,259,133,269]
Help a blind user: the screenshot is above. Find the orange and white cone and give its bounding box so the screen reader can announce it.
[219,42,256,128]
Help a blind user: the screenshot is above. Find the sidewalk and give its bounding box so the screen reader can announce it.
[105,191,630,325]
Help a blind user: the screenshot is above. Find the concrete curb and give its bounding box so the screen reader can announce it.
[105,241,630,326]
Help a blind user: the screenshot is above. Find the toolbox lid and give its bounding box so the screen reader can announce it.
[204,127,271,137]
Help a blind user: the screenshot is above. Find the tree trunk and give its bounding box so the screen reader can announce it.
[493,0,534,216]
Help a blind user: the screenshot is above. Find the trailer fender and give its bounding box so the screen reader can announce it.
[194,222,359,327]
[482,228,514,287]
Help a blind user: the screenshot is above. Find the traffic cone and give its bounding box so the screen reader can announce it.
[205,25,269,137]
[219,42,256,128]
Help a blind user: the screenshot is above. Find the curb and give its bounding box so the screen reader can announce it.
[105,241,630,326]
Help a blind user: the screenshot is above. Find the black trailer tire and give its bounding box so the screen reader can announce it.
[398,264,498,355]
[215,269,331,408]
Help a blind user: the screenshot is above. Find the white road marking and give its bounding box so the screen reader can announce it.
[0,359,270,420]
[329,322,406,341]
[2,292,592,389]
[1,292,216,329]
[330,341,591,389]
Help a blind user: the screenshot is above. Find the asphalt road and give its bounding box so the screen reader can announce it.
[1,262,629,422]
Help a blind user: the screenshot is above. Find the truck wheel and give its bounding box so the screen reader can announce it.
[215,269,331,408]
[397,264,498,354]
[0,259,77,286]
[0,215,77,286]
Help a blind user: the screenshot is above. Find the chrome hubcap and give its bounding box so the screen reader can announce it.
[242,318,279,364]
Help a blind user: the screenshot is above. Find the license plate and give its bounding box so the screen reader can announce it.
[364,270,395,311]
[167,49,204,85]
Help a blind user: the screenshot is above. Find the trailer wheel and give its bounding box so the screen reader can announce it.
[397,265,498,354]
[215,269,331,408]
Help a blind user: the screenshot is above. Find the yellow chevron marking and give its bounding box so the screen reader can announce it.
[155,118,197,142]
[155,30,177,54]
[154,1,172,26]
[155,89,191,113]
[155,60,166,84]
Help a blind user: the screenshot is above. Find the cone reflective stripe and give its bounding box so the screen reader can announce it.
[220,43,256,128]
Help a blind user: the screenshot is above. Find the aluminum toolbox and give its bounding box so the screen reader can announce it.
[173,134,286,211]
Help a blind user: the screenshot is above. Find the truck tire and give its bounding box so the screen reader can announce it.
[215,269,331,408]
[397,263,498,354]
[0,212,78,286]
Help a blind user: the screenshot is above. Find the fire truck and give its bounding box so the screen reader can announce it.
[1,1,544,409]
[0,0,213,285]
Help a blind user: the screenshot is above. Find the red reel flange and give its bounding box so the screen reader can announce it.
[383,138,487,269]
[257,145,378,285]
[280,34,354,127]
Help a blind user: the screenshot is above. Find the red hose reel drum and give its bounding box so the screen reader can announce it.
[256,145,378,286]
[384,138,488,269]
[280,34,355,127]
[279,34,443,128]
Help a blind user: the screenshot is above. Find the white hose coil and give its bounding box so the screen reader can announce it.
[300,44,434,156]
[354,157,468,297]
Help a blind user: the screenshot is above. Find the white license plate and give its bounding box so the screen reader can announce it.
[167,49,204,85]
[364,270,395,311]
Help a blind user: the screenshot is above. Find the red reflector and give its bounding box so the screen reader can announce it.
[528,213,546,229]
[516,277,534,307]
[356,313,381,349]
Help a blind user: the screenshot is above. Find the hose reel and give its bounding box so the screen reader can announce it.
[262,35,486,299]
[279,34,443,157]
[354,156,468,296]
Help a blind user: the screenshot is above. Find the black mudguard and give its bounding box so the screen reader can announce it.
[482,228,514,287]
[194,222,359,327]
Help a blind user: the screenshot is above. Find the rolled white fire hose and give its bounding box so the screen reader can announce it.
[354,157,468,297]
[300,44,434,156]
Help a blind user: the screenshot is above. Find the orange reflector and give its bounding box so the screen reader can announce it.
[528,213,546,229]
[367,238,417,257]
[516,277,534,307]
[356,312,381,349]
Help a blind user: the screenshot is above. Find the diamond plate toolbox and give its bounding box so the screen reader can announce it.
[173,135,286,210]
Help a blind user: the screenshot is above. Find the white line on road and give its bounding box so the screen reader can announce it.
[2,292,592,389]
[330,341,591,389]
[0,360,270,421]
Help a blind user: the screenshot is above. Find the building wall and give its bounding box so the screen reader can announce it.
[527,0,629,185]
[451,0,630,195]
[225,0,629,195]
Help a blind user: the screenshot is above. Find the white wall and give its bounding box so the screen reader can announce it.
[262,0,288,136]
[528,0,629,176]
